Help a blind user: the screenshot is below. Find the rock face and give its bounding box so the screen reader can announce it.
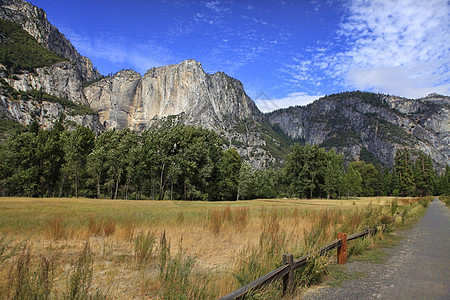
[0,0,100,82]
[0,96,104,132]
[84,60,279,167]
[0,0,448,170]
[85,60,262,130]
[7,62,87,104]
[268,92,450,171]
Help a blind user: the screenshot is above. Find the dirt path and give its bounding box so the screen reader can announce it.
[302,198,450,300]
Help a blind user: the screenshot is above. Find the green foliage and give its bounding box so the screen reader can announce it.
[413,152,435,197]
[359,147,383,167]
[0,117,25,141]
[437,166,450,196]
[1,119,445,199]
[345,163,362,198]
[348,161,381,197]
[216,148,242,200]
[322,149,344,199]
[393,149,415,197]
[0,19,66,73]
[284,143,328,198]
[237,162,280,200]
[61,126,95,198]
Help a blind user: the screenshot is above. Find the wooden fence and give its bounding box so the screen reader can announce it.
[219,225,384,300]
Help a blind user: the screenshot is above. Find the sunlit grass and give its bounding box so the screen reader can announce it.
[0,196,419,298]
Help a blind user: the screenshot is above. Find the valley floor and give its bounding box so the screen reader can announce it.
[0,196,422,298]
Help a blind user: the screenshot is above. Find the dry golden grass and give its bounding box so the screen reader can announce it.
[0,196,415,298]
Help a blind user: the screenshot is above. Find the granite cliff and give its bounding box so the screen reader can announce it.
[84,60,286,167]
[0,0,100,82]
[0,0,448,170]
[268,92,450,170]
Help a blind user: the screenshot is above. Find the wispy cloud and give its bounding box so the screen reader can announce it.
[63,28,173,75]
[340,0,450,97]
[254,92,324,113]
[285,0,450,99]
[205,0,230,13]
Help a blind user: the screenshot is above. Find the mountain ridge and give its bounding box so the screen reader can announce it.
[0,0,448,171]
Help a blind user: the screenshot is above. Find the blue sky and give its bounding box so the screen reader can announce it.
[30,0,449,112]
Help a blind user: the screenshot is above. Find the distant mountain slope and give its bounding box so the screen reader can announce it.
[0,0,100,82]
[268,91,450,170]
[0,0,448,171]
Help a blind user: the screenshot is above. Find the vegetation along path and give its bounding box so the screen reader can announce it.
[303,198,450,300]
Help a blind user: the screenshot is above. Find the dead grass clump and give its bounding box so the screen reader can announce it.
[223,206,232,223]
[209,209,224,234]
[103,219,116,236]
[45,214,66,240]
[88,215,102,236]
[232,207,249,230]
[117,220,135,241]
[263,210,280,240]
[209,206,251,233]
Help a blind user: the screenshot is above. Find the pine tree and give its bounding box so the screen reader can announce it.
[393,148,414,196]
[346,162,362,198]
[413,152,435,196]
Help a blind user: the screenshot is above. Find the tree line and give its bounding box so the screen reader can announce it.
[0,122,449,200]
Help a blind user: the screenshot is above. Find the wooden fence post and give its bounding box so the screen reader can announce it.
[282,253,294,295]
[337,233,347,264]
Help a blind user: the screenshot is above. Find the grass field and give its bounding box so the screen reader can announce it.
[0,196,428,299]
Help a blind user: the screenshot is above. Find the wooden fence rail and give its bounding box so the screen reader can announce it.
[219,225,384,300]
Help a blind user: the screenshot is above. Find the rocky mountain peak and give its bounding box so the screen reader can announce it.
[0,0,100,82]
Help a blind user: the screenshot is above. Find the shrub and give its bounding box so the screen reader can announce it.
[380,215,393,225]
[390,198,398,216]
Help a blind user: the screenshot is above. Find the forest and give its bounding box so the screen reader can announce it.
[0,121,449,200]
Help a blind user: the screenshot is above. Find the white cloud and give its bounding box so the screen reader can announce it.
[285,0,450,98]
[254,92,323,113]
[340,0,450,97]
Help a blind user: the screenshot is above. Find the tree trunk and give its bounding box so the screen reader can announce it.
[75,171,78,198]
[97,178,101,199]
[114,174,120,199]
[159,164,165,200]
[58,176,65,197]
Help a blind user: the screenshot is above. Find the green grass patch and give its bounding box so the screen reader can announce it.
[326,265,366,287]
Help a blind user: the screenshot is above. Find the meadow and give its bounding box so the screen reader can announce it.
[0,196,429,299]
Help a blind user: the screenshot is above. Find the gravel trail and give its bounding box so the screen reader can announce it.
[302,198,450,300]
